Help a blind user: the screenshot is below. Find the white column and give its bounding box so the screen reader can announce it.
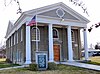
[67,26,73,61]
[83,28,89,60]
[24,22,32,64]
[48,23,54,62]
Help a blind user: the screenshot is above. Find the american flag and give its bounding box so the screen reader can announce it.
[27,15,36,26]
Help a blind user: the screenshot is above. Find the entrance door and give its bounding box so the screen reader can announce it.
[53,45,60,61]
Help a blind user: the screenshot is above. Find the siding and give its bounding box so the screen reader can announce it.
[6,24,26,64]
[6,23,81,63]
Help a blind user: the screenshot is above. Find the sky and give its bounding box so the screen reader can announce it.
[0,0,100,48]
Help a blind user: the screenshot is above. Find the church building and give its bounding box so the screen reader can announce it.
[5,2,90,64]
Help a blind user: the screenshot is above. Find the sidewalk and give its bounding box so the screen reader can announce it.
[61,61,100,71]
[0,65,27,70]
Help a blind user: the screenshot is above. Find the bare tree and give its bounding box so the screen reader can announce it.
[4,0,22,14]
[0,44,6,58]
[88,23,100,32]
[69,0,89,16]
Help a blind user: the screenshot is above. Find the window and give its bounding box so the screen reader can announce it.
[21,29,23,41]
[9,38,10,47]
[14,33,16,45]
[31,27,40,41]
[11,36,12,46]
[53,28,59,39]
[71,30,75,42]
[16,31,18,43]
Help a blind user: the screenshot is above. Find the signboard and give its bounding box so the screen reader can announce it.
[36,51,48,70]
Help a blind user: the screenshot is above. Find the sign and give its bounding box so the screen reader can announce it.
[38,55,46,69]
[36,51,48,70]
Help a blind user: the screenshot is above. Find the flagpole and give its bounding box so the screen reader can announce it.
[36,15,38,52]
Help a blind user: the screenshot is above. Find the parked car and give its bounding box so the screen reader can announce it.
[92,52,100,56]
[81,50,100,57]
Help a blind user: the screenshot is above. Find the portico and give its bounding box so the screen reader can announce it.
[25,23,89,64]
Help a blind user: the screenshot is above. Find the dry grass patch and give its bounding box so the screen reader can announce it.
[89,56,100,63]
[0,58,6,62]
[82,56,100,65]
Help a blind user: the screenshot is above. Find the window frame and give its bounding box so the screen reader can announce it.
[53,28,59,39]
[14,33,16,45]
[9,38,10,47]
[11,36,13,46]
[71,30,75,43]
[31,27,40,41]
[21,29,23,42]
[17,31,18,43]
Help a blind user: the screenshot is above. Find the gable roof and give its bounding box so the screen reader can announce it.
[5,2,90,39]
[5,21,14,38]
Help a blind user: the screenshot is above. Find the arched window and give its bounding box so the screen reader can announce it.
[53,28,59,39]
[71,30,75,42]
[31,27,40,41]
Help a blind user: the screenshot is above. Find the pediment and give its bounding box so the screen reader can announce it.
[25,2,90,23]
[38,8,79,21]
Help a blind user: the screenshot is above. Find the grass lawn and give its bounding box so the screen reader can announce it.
[0,58,20,68]
[82,56,100,65]
[0,62,20,68]
[85,56,100,65]
[0,58,99,74]
[0,65,99,74]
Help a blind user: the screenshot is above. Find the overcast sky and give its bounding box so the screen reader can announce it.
[0,0,100,47]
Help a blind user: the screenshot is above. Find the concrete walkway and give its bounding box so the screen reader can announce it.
[61,61,100,71]
[0,65,28,70]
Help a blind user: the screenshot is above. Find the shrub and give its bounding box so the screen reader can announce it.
[5,58,12,63]
[29,63,37,71]
[48,62,57,70]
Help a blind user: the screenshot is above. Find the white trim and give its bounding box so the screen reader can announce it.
[31,27,40,41]
[83,28,89,60]
[67,26,73,61]
[24,23,32,64]
[48,23,54,62]
[25,4,60,15]
[5,14,87,40]
[56,8,65,18]
[37,15,87,27]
